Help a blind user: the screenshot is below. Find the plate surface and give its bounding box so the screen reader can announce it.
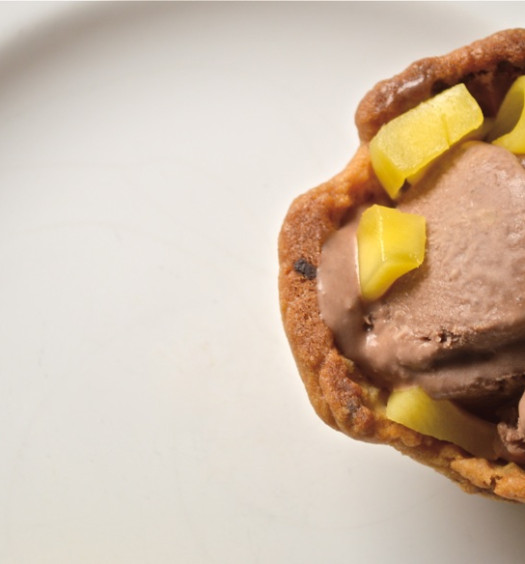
[1,3,525,563]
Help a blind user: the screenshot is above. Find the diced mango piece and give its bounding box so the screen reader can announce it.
[356,204,426,301]
[369,83,484,198]
[487,75,525,153]
[386,387,499,460]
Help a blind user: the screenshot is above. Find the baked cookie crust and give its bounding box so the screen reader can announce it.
[278,29,525,502]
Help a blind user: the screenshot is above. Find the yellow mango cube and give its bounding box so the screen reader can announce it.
[369,83,484,198]
[488,75,525,153]
[386,387,498,460]
[356,205,426,301]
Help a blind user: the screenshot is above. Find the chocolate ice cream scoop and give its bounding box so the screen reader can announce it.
[319,141,525,403]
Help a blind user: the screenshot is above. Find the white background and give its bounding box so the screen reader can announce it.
[0,3,524,563]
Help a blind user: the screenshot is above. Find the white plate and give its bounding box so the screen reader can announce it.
[1,3,525,563]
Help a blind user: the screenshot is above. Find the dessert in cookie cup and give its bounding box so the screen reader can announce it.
[278,29,525,502]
